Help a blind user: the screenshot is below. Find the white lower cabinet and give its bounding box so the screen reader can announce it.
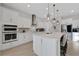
[41,38,47,56]
[46,38,57,56]
[17,33,32,45]
[42,38,57,56]
[33,35,42,55]
[33,35,58,56]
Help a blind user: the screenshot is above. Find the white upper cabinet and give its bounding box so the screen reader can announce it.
[0,7,2,22]
[1,6,32,28]
[1,7,18,25]
[16,14,32,28]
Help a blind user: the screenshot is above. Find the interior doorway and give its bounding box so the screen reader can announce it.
[67,24,72,41]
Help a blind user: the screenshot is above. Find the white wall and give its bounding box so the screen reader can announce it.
[36,17,46,28]
[61,18,79,28]
[61,18,79,41]
[0,6,32,51]
[0,7,3,50]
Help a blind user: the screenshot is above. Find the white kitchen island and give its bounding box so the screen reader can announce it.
[33,32,64,56]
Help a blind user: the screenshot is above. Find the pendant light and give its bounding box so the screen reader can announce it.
[46,3,60,25]
[47,3,50,20]
[52,4,60,24]
[56,9,60,24]
[32,14,36,26]
[52,4,56,22]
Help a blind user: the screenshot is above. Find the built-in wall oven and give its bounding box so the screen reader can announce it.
[2,25,17,43]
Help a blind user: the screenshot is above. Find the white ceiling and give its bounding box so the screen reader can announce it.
[2,3,79,19]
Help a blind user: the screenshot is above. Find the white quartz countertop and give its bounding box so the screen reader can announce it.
[33,32,65,40]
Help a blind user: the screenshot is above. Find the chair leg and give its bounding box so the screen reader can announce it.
[64,42,68,55]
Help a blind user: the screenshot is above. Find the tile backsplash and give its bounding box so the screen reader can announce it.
[17,28,30,33]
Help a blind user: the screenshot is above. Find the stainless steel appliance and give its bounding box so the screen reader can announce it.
[2,24,17,43]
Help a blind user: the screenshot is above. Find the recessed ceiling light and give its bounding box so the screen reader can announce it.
[46,8,48,10]
[27,4,31,8]
[71,10,74,13]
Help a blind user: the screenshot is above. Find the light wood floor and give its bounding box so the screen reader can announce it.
[0,40,79,56]
[0,42,33,56]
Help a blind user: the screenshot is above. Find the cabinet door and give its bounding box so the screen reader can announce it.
[10,11,18,25]
[2,7,11,23]
[2,7,18,24]
[24,32,32,42]
[46,38,57,56]
[42,38,57,56]
[33,35,42,55]
[17,33,24,44]
[17,14,32,28]
[41,38,48,56]
[0,7,3,22]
